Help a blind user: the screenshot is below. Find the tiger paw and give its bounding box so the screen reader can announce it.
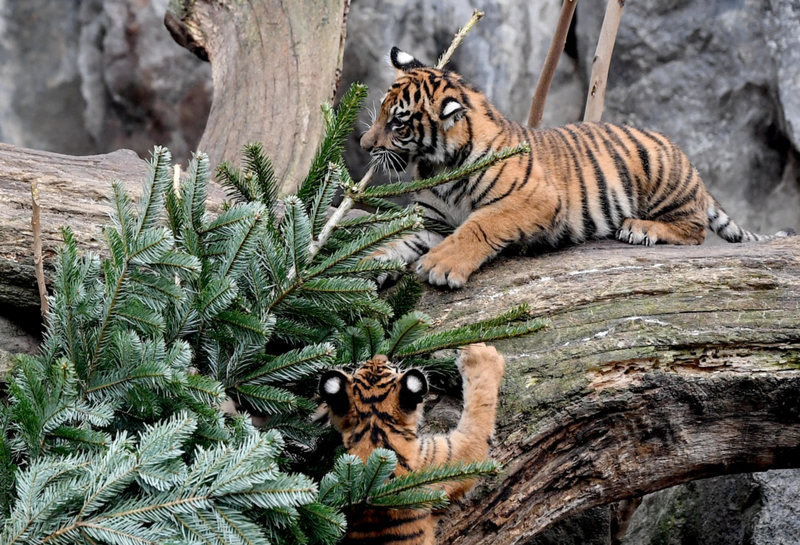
[616,219,656,247]
[414,244,475,289]
[456,343,505,384]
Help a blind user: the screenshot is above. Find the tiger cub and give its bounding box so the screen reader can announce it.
[361,48,794,289]
[318,343,505,545]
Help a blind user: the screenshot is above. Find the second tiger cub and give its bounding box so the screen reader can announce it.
[319,344,505,545]
[361,48,795,289]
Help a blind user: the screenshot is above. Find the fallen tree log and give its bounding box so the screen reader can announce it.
[415,238,800,543]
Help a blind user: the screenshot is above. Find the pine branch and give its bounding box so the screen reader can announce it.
[298,83,368,203]
[394,319,549,358]
[357,144,530,200]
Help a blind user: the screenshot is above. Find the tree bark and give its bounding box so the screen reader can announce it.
[165,0,350,195]
[0,143,227,313]
[414,238,800,543]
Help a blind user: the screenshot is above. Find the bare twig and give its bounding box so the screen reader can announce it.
[308,163,377,258]
[30,181,48,323]
[436,9,485,69]
[173,165,182,196]
[584,0,625,122]
[527,0,578,128]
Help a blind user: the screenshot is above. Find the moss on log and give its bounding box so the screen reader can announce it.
[415,238,800,543]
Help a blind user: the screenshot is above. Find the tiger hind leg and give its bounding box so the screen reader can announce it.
[616,218,706,246]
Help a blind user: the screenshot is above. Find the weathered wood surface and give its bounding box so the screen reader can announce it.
[0,143,226,312]
[166,0,350,195]
[415,238,800,543]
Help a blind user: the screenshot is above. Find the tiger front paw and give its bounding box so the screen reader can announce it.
[414,241,476,289]
[456,343,506,384]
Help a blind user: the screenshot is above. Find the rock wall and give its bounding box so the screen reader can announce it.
[0,0,211,164]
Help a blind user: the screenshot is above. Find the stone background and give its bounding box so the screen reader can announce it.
[1,0,799,542]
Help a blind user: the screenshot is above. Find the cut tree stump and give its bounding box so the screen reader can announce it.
[415,238,800,543]
[165,0,351,195]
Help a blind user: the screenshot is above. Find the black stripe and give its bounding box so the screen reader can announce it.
[576,125,615,226]
[650,181,699,220]
[649,146,691,215]
[414,200,448,221]
[618,125,651,181]
[552,128,594,239]
[471,163,508,206]
[481,179,518,208]
[647,153,686,215]
[598,125,637,217]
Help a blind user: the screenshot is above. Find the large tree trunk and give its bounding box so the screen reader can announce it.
[165,0,350,195]
[414,238,800,543]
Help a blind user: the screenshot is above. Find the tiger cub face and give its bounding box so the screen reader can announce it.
[319,355,427,470]
[360,47,475,171]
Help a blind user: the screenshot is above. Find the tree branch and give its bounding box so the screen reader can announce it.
[527,0,578,128]
[0,143,226,313]
[583,0,625,122]
[413,238,800,543]
[30,181,48,323]
[437,10,485,69]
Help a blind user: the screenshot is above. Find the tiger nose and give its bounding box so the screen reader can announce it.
[360,132,377,152]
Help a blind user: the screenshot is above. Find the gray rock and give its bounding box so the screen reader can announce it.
[0,312,40,378]
[752,470,800,545]
[623,474,763,545]
[0,0,211,164]
[620,470,800,545]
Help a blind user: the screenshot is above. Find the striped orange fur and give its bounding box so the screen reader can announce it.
[361,48,794,288]
[318,344,505,545]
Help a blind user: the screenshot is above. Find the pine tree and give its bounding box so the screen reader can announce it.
[0,82,543,544]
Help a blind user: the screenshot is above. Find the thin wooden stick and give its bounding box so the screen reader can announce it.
[436,9,485,69]
[583,0,625,122]
[173,164,182,196]
[527,0,578,128]
[31,181,48,323]
[308,163,377,259]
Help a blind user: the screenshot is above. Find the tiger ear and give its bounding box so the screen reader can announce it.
[390,47,426,73]
[319,370,350,416]
[439,97,465,120]
[399,369,428,412]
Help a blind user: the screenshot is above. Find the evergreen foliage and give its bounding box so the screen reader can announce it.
[1,82,545,543]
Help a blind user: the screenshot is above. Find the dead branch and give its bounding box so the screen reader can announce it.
[437,10,485,69]
[583,0,625,122]
[527,0,578,128]
[30,181,48,323]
